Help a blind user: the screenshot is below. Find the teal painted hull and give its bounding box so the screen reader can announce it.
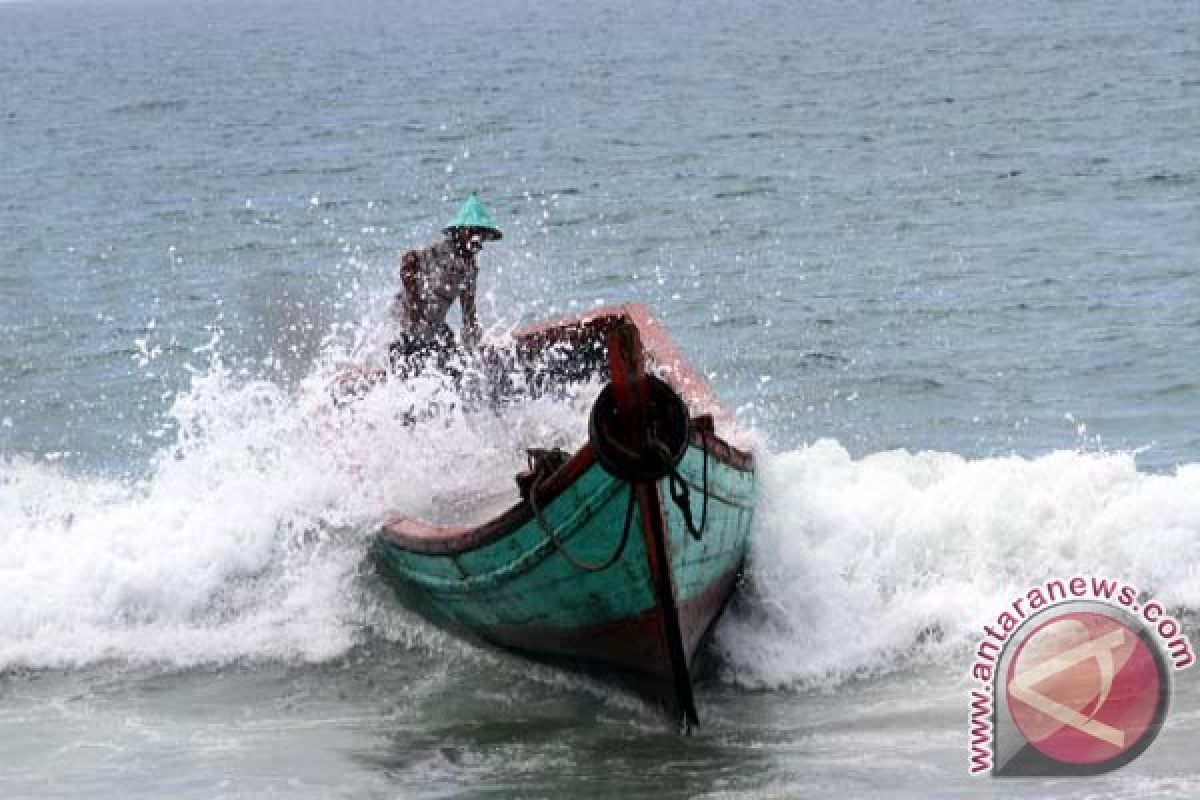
[374,436,755,680]
[371,302,756,724]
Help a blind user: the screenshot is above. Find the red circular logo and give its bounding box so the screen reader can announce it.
[1005,610,1164,766]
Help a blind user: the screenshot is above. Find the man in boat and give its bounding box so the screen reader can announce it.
[389,194,503,377]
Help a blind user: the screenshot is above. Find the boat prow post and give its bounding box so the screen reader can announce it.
[598,316,700,729]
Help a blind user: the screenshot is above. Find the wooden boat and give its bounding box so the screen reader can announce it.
[373,303,756,727]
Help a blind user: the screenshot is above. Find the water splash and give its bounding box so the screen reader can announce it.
[5,315,1200,683]
[714,439,1200,689]
[0,322,595,670]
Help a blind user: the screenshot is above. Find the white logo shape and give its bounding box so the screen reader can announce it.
[1008,626,1128,747]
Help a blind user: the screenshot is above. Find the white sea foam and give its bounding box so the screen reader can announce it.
[0,335,594,670]
[714,439,1200,689]
[4,326,1200,680]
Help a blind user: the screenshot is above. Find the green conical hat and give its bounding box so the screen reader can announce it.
[444,194,502,240]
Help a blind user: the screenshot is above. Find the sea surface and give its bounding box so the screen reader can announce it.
[2,0,1199,796]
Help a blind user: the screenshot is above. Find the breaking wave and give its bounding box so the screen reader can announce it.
[0,329,595,670]
[715,439,1200,688]
[2,320,1199,686]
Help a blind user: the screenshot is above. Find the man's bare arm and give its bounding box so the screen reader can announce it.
[460,268,482,349]
[399,250,423,325]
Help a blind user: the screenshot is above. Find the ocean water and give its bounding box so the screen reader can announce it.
[2,0,1199,796]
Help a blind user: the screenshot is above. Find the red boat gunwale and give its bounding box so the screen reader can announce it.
[379,303,754,557]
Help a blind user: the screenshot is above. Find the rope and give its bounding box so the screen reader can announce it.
[529,473,638,573]
[651,433,710,541]
[530,426,711,575]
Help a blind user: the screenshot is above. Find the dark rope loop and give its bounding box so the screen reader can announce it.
[529,473,637,573]
[649,433,710,541]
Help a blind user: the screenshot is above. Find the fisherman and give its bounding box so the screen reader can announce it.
[389,194,502,376]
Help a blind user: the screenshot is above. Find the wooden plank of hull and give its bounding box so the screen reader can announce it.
[375,443,754,641]
[379,427,752,557]
[373,441,755,671]
[480,562,742,673]
[478,562,742,720]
